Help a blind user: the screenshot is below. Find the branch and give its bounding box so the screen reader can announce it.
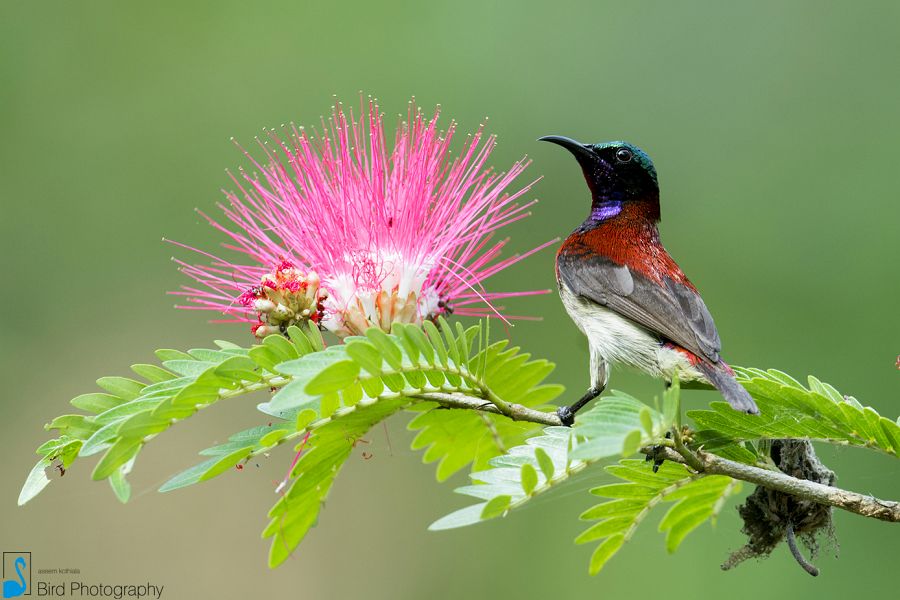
[645,446,900,523]
[412,392,562,426]
[411,391,900,524]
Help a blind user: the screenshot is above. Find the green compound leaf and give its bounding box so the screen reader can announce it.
[160,420,296,492]
[406,319,563,481]
[33,311,867,580]
[689,368,900,457]
[407,404,551,482]
[570,391,667,461]
[152,319,563,567]
[429,427,583,530]
[20,324,324,505]
[264,396,409,568]
[431,387,675,532]
[577,459,740,574]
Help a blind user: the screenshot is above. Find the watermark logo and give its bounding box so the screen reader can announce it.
[2,552,31,598]
[1,552,163,598]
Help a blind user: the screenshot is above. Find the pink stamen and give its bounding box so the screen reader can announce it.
[170,97,552,336]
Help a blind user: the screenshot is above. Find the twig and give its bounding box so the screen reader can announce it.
[409,391,900,524]
[786,523,819,576]
[411,392,562,426]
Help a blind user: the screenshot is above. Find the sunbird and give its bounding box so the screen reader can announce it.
[540,136,759,425]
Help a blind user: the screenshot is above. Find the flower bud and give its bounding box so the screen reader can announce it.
[272,303,294,319]
[253,325,282,338]
[253,299,276,313]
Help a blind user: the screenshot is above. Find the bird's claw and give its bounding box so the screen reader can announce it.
[644,447,666,473]
[557,406,576,427]
[645,431,672,473]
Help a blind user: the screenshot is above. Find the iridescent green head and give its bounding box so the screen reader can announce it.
[539,136,659,203]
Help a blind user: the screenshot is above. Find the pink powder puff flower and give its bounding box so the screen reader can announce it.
[171,98,554,338]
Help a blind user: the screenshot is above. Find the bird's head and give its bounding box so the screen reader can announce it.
[539,137,659,219]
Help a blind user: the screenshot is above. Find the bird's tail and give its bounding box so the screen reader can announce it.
[697,362,759,414]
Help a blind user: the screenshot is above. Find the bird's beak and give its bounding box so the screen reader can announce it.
[538,135,595,161]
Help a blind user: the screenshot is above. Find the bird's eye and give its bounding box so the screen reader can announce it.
[615,148,633,163]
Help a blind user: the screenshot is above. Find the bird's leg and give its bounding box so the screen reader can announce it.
[557,357,609,427]
[556,385,604,427]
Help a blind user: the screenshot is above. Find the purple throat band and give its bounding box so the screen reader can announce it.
[591,201,623,222]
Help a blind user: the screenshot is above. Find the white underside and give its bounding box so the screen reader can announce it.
[559,283,705,389]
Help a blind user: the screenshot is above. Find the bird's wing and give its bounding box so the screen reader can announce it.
[557,254,721,363]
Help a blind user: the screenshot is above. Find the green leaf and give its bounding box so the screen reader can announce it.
[577,459,740,575]
[286,325,315,355]
[429,427,582,529]
[96,376,145,400]
[480,495,511,519]
[428,503,488,531]
[406,320,563,482]
[305,360,360,395]
[199,447,253,481]
[130,364,176,383]
[621,429,643,457]
[108,462,134,503]
[439,319,460,366]
[70,393,123,414]
[92,439,142,480]
[572,392,663,461]
[400,325,436,367]
[575,517,634,544]
[263,334,299,363]
[422,320,449,367]
[589,535,625,575]
[116,411,169,439]
[27,338,286,501]
[303,321,325,351]
[215,355,262,382]
[453,322,472,370]
[154,348,192,362]
[521,463,538,495]
[159,457,220,492]
[639,407,654,437]
[248,345,280,373]
[365,328,403,370]
[18,457,54,506]
[534,446,555,480]
[46,414,101,438]
[408,407,542,481]
[264,396,409,567]
[392,323,422,365]
[345,340,383,376]
[689,369,900,457]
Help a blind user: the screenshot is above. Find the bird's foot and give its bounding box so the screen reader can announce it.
[557,405,576,427]
[556,386,604,427]
[644,431,673,473]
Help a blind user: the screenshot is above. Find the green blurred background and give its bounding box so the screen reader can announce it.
[2,1,898,598]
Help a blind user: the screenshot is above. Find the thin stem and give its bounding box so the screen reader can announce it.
[411,391,561,425]
[670,424,704,472]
